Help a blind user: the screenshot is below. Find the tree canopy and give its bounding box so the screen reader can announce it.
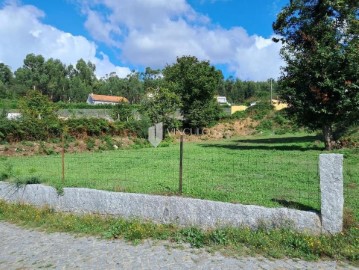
[19,90,58,121]
[0,63,14,98]
[163,56,223,128]
[0,53,275,107]
[273,0,359,150]
[141,87,181,128]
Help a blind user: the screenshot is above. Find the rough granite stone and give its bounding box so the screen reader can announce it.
[319,154,344,234]
[0,182,321,234]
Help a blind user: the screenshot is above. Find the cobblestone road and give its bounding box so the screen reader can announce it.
[0,222,357,270]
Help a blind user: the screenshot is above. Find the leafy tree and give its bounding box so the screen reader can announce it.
[125,72,144,104]
[15,54,48,93]
[273,0,359,150]
[112,102,133,122]
[43,58,68,101]
[14,90,60,141]
[75,59,96,87]
[68,76,89,102]
[141,67,164,91]
[95,75,118,95]
[141,87,181,128]
[0,63,13,85]
[67,61,96,102]
[19,90,58,121]
[163,56,223,128]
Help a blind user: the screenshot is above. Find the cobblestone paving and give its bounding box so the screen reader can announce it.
[0,222,357,270]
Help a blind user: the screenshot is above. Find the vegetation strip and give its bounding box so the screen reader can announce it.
[0,200,357,264]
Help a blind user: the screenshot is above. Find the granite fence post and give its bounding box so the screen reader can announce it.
[319,154,344,234]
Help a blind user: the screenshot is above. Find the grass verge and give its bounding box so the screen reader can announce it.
[0,200,357,264]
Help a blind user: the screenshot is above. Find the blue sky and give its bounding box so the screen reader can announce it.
[0,0,289,81]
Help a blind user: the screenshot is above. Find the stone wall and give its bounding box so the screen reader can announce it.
[0,182,321,233]
[0,154,343,234]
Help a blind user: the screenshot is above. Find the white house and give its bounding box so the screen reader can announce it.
[87,93,129,105]
[216,96,231,106]
[6,112,21,120]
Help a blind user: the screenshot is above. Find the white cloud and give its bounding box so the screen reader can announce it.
[0,2,131,78]
[95,52,131,78]
[0,1,284,81]
[80,0,284,81]
[83,9,122,47]
[231,36,283,80]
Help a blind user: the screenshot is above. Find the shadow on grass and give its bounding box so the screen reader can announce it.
[235,135,321,144]
[200,135,323,151]
[271,198,320,213]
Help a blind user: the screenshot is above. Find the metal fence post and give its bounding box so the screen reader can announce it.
[179,135,183,194]
[61,128,67,184]
[61,133,65,184]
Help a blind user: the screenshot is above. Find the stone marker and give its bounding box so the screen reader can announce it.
[319,154,344,234]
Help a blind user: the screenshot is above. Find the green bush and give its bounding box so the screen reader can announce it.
[246,103,274,121]
[0,117,120,142]
[230,110,247,120]
[56,102,115,110]
[38,142,56,155]
[103,136,114,150]
[131,138,150,149]
[257,119,273,131]
[0,118,61,142]
[125,118,151,139]
[0,111,153,143]
[179,227,206,248]
[0,99,18,109]
[64,118,126,138]
[85,138,96,150]
[273,113,286,125]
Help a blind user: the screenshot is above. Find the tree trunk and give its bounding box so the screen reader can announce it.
[322,125,334,150]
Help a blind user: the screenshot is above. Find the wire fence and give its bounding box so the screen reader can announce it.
[183,155,320,211]
[0,142,322,211]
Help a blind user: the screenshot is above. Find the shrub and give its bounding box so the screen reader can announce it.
[85,138,96,150]
[0,99,18,109]
[257,119,273,131]
[0,112,148,143]
[38,142,56,155]
[103,136,114,150]
[179,227,206,248]
[125,118,151,139]
[246,103,274,121]
[131,138,150,149]
[231,110,247,120]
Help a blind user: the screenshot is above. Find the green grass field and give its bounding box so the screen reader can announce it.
[1,133,358,220]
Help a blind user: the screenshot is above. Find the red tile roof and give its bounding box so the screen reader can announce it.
[90,94,128,103]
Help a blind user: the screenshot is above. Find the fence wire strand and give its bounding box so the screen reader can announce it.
[1,144,322,211]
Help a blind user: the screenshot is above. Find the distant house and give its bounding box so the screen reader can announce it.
[271,99,288,111]
[6,112,21,120]
[230,105,248,114]
[87,93,129,105]
[216,96,231,106]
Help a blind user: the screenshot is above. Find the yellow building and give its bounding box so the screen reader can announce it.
[230,100,288,114]
[271,99,288,111]
[231,105,248,114]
